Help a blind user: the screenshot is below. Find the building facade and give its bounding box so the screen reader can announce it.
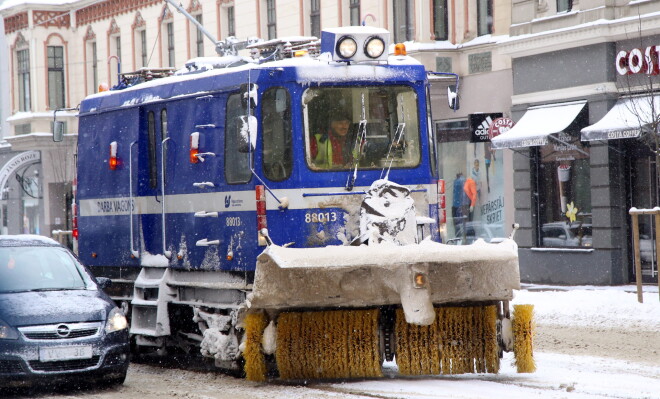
[495,0,660,284]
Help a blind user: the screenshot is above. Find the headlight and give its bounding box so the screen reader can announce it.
[105,307,128,334]
[0,318,19,340]
[336,36,357,59]
[364,37,385,58]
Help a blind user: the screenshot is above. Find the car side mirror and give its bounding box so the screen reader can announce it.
[447,85,459,111]
[53,121,65,142]
[96,277,112,289]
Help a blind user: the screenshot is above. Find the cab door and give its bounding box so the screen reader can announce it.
[136,107,169,257]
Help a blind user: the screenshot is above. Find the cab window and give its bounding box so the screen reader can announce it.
[261,87,292,181]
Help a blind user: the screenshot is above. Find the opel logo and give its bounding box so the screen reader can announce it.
[56,324,71,337]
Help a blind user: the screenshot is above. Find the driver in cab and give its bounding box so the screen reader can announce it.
[311,112,356,168]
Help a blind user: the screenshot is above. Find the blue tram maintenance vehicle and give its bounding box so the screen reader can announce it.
[73,25,533,380]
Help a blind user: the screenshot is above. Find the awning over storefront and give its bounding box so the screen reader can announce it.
[580,96,660,141]
[491,100,587,149]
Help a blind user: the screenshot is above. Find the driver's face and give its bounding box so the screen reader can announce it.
[330,119,350,136]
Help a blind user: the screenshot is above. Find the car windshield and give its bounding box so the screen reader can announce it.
[0,246,89,293]
[303,86,420,171]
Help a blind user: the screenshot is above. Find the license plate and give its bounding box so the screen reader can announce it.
[39,345,93,362]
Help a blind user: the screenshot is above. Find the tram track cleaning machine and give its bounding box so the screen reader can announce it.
[243,180,535,381]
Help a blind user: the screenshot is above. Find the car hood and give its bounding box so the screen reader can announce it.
[0,290,112,327]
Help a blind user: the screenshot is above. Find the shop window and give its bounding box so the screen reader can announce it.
[261,87,292,181]
[537,133,592,248]
[437,117,506,246]
[225,93,252,184]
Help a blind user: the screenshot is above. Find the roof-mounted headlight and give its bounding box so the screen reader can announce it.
[364,37,385,59]
[336,36,357,59]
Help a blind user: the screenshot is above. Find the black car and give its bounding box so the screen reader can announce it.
[0,235,129,389]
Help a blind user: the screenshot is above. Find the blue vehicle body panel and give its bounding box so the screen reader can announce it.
[76,61,439,273]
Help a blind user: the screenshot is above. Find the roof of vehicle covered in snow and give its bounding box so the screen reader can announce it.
[78,53,426,115]
[0,234,62,247]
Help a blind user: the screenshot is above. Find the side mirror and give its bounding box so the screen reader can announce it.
[96,277,112,289]
[447,85,459,111]
[53,121,65,142]
[237,116,255,153]
[240,83,257,109]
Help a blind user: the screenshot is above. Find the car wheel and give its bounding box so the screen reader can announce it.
[99,369,127,388]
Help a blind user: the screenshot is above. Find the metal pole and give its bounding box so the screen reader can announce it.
[631,212,643,303]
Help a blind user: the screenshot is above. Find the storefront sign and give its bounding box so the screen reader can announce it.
[0,150,41,192]
[469,113,503,143]
[488,117,514,140]
[616,46,660,75]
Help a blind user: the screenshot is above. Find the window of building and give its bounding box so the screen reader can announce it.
[262,87,292,181]
[167,22,175,67]
[17,49,30,112]
[477,0,492,36]
[436,117,506,246]
[349,0,360,26]
[225,93,251,184]
[266,0,277,40]
[91,42,98,93]
[115,36,121,61]
[227,6,235,36]
[140,30,148,67]
[557,0,572,12]
[194,14,204,57]
[433,0,448,40]
[393,0,413,43]
[310,0,320,38]
[47,46,65,110]
[15,123,31,135]
[536,133,592,248]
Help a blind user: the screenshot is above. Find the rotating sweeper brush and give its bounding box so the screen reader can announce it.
[242,180,535,380]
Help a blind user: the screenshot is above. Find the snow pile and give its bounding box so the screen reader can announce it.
[358,179,417,245]
[512,286,660,331]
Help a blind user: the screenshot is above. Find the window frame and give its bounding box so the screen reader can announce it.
[477,0,493,37]
[225,93,253,185]
[47,45,65,110]
[432,0,448,41]
[393,0,413,43]
[310,0,320,38]
[261,87,293,182]
[194,14,204,57]
[17,48,31,112]
[266,0,277,40]
[227,6,235,37]
[349,0,360,26]
[167,22,175,67]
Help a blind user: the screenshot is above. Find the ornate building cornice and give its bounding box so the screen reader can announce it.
[76,0,160,26]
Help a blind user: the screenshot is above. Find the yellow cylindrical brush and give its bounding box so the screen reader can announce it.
[512,304,536,373]
[244,312,268,382]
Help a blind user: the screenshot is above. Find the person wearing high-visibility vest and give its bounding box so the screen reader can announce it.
[310,112,354,168]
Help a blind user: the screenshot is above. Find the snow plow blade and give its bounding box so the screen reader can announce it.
[249,239,520,326]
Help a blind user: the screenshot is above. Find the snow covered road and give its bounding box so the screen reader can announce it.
[5,286,659,399]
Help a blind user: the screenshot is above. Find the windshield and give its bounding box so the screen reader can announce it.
[303,86,420,171]
[0,247,89,293]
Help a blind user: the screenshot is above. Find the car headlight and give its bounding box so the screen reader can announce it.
[364,37,385,58]
[105,307,128,334]
[336,36,357,59]
[0,318,19,340]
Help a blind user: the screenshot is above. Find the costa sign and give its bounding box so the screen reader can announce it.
[616,46,660,75]
[488,117,514,140]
